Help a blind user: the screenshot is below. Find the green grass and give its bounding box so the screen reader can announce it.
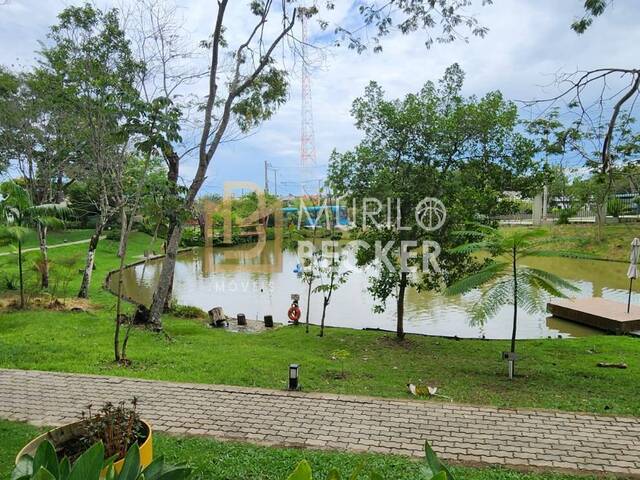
[506,222,640,262]
[0,228,95,254]
[0,420,610,480]
[0,230,638,416]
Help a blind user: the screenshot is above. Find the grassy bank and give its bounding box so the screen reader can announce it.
[0,420,612,480]
[505,222,640,262]
[0,229,638,416]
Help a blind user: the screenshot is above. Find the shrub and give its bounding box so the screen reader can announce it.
[180,227,203,247]
[170,303,207,319]
[607,198,629,218]
[105,228,122,242]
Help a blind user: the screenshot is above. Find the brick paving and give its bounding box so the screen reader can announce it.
[1,369,639,477]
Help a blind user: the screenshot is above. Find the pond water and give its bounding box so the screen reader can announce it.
[112,240,639,339]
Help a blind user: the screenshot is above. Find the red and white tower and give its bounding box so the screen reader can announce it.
[299,8,317,196]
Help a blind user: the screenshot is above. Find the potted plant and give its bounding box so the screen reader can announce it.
[12,440,190,480]
[15,399,153,478]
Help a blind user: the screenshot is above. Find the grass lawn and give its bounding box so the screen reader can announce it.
[0,420,612,480]
[0,228,95,254]
[0,229,638,416]
[507,222,640,262]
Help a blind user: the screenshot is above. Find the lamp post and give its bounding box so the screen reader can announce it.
[288,364,299,390]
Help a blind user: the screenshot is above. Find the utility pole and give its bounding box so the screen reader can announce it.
[274,169,278,197]
[264,160,269,195]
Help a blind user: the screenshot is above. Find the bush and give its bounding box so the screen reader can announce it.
[170,303,207,319]
[180,227,203,247]
[105,228,122,242]
[607,198,629,218]
[554,207,576,225]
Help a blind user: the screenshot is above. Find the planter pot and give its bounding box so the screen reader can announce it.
[15,419,153,478]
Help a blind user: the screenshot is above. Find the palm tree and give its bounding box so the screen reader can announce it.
[0,181,68,308]
[445,226,579,378]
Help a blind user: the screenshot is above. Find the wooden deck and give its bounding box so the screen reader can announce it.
[547,297,640,334]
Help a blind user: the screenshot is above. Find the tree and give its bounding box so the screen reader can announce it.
[445,227,578,378]
[0,67,84,289]
[37,4,146,299]
[329,65,541,339]
[138,0,494,330]
[0,181,67,308]
[313,237,351,338]
[531,109,640,235]
[0,67,21,175]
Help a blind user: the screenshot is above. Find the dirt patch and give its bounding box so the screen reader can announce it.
[0,295,97,313]
[377,334,418,350]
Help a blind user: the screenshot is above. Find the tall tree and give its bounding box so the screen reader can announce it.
[37,4,145,298]
[329,65,540,339]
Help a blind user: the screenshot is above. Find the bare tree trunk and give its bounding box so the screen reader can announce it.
[37,223,49,289]
[117,210,128,258]
[510,244,518,378]
[148,222,182,330]
[319,298,328,337]
[304,275,313,333]
[18,240,25,309]
[396,272,408,340]
[78,222,104,298]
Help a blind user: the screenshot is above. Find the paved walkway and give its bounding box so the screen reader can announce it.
[1,369,639,477]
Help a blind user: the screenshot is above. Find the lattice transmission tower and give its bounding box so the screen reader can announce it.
[299,7,317,195]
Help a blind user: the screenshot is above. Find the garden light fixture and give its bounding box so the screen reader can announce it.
[288,364,299,390]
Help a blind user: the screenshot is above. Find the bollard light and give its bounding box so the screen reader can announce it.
[288,364,299,390]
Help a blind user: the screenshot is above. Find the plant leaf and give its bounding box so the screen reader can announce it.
[67,442,104,480]
[33,441,59,478]
[119,443,141,480]
[32,467,57,480]
[287,460,313,480]
[11,454,33,480]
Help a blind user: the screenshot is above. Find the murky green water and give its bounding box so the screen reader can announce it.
[112,241,638,339]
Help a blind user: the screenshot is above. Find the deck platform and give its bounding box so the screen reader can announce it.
[547,297,640,334]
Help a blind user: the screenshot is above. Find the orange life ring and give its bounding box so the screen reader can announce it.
[288,305,301,322]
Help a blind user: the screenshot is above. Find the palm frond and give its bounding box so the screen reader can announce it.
[445,261,509,296]
[470,278,512,325]
[29,202,70,217]
[0,181,32,210]
[0,225,31,242]
[520,267,579,292]
[37,216,65,229]
[516,278,547,314]
[448,241,491,255]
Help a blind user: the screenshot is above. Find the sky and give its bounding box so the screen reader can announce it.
[1,0,639,196]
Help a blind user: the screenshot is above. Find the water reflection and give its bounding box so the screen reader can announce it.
[110,241,631,339]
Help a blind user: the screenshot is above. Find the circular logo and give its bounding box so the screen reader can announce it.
[415,197,446,231]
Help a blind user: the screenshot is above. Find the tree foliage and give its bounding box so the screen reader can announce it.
[328,65,541,337]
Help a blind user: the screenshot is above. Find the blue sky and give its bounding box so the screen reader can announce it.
[1,0,639,196]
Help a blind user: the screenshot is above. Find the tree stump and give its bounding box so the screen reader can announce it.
[208,307,227,327]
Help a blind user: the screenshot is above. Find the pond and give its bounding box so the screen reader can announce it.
[111,240,638,339]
